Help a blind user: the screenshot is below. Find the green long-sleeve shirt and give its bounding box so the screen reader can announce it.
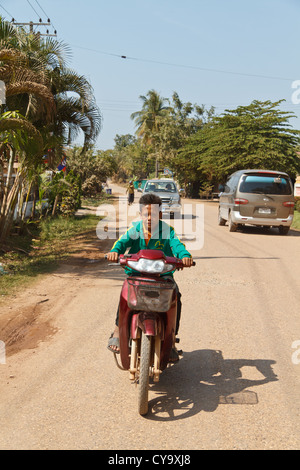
[110,219,191,276]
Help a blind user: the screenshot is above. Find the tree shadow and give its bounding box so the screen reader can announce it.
[145,349,278,421]
[54,258,127,282]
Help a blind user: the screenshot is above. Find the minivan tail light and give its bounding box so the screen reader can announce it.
[234,198,248,205]
[283,201,294,207]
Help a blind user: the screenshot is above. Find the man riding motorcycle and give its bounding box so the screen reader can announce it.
[106,193,193,359]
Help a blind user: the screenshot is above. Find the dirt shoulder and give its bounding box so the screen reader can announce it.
[0,185,125,358]
[0,237,115,357]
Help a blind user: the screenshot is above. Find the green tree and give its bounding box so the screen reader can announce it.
[112,134,153,181]
[154,92,214,170]
[131,90,171,176]
[66,146,117,197]
[178,100,300,190]
[0,16,101,158]
[128,90,214,180]
[114,134,137,150]
[130,90,171,143]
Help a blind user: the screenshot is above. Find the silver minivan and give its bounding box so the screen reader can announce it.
[218,169,295,235]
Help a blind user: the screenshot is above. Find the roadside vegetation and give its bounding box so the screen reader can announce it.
[0,191,110,297]
[0,16,102,248]
[0,16,110,296]
[112,93,300,198]
[292,212,300,229]
[292,200,300,229]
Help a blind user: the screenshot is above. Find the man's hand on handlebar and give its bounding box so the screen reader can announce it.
[106,251,119,262]
[181,257,194,268]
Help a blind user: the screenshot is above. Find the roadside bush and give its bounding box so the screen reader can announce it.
[60,171,81,217]
[81,174,103,196]
[66,147,117,195]
[199,182,213,199]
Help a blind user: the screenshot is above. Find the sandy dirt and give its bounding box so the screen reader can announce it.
[0,217,113,358]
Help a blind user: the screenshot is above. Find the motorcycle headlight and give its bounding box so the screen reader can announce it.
[127,258,175,273]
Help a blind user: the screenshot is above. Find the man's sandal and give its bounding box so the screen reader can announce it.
[107,333,120,354]
[169,347,180,362]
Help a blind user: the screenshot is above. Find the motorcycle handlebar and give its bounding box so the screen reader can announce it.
[105,254,196,267]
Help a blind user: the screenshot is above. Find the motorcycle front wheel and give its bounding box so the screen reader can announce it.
[138,332,152,416]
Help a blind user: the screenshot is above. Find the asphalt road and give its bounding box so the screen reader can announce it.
[0,188,299,450]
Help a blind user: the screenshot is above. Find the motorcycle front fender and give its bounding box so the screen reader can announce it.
[142,318,157,336]
[131,311,165,339]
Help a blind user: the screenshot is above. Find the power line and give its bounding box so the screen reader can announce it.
[25,0,47,35]
[71,45,126,60]
[7,0,57,37]
[2,0,58,37]
[34,0,49,18]
[26,0,40,20]
[0,3,15,19]
[0,5,293,82]
[33,0,57,34]
[24,0,56,36]
[0,6,294,83]
[70,44,294,82]
[96,97,299,118]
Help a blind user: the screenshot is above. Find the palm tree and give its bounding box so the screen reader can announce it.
[0,17,102,244]
[0,18,102,153]
[48,67,102,149]
[131,90,171,176]
[131,89,171,143]
[0,110,44,243]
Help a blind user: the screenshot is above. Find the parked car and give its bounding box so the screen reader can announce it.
[218,169,295,235]
[138,178,182,217]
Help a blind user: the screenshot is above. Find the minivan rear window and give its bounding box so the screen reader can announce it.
[239,175,292,195]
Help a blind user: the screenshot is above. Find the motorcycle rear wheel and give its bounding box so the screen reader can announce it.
[138,332,152,416]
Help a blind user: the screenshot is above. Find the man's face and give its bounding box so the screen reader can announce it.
[141,204,161,233]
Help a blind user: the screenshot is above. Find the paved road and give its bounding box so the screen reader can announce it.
[0,190,299,450]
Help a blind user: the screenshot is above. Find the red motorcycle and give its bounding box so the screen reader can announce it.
[107,249,195,415]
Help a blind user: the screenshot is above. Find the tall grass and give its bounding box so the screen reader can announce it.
[39,214,98,241]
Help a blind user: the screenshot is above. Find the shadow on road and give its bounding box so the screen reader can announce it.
[145,349,278,421]
[234,226,300,237]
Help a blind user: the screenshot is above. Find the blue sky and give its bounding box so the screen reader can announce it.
[2,0,300,150]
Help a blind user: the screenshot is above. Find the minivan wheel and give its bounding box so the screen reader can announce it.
[278,226,290,235]
[218,208,226,226]
[228,212,238,232]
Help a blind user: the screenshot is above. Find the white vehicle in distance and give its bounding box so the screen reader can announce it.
[138,178,183,218]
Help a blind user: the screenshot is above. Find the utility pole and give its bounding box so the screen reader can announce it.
[11,20,57,37]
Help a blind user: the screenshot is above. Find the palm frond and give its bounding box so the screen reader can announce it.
[6,81,56,121]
